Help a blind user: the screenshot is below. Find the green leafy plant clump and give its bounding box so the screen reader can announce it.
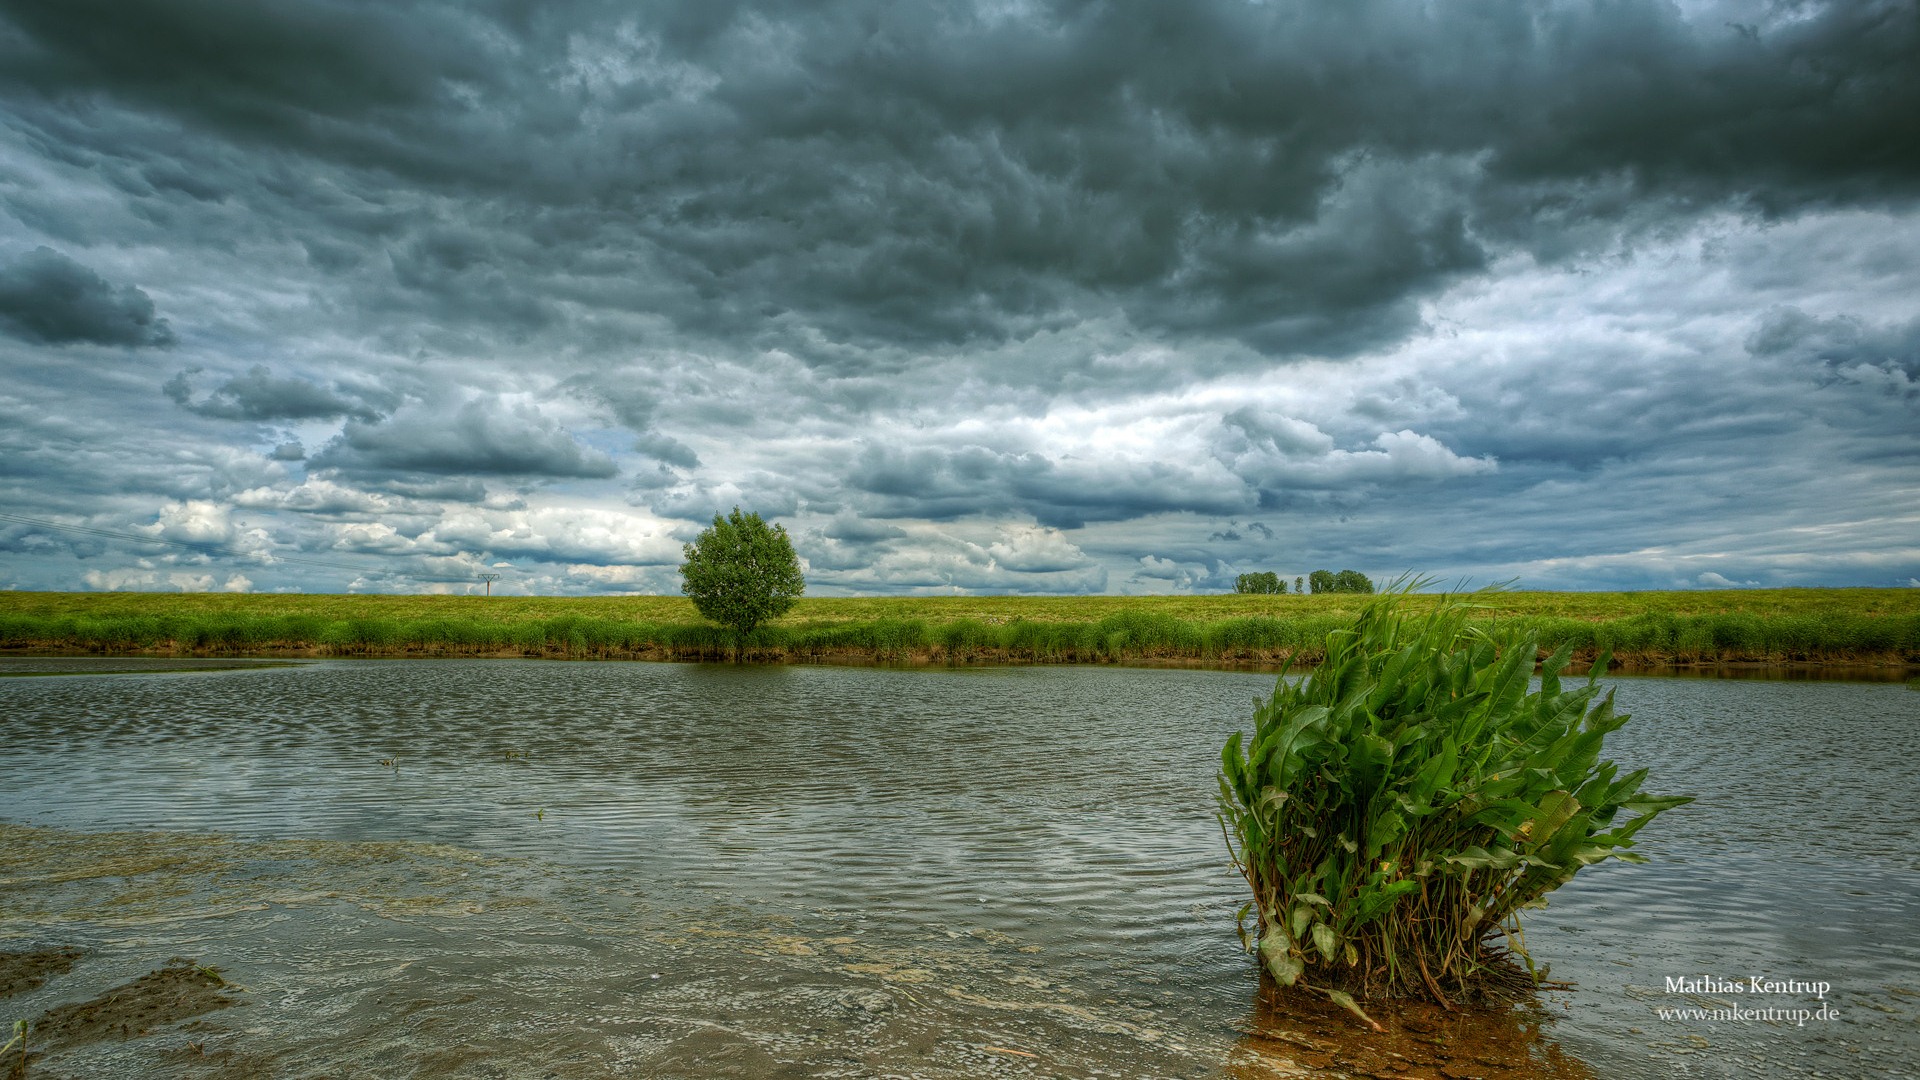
[1218,586,1691,1019]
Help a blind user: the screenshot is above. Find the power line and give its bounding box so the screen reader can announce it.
[0,511,494,585]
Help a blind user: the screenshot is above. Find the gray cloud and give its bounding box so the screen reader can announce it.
[5,1,1912,361]
[0,0,1915,595]
[559,375,703,468]
[0,0,501,152]
[1748,307,1920,392]
[844,442,1238,529]
[0,247,173,346]
[311,396,618,482]
[822,516,908,544]
[644,477,805,525]
[164,365,381,421]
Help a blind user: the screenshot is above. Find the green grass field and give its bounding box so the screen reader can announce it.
[2,588,1915,667]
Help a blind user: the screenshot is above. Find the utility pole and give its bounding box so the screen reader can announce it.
[479,573,500,596]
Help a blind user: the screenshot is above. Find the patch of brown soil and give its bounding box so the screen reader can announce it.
[0,949,82,999]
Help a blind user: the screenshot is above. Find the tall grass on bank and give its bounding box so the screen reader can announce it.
[0,610,1348,662]
[1218,590,1691,1019]
[1,592,1916,665]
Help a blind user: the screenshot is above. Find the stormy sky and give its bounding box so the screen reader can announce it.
[1,0,1916,596]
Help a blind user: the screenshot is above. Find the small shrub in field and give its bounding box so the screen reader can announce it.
[1218,588,1689,1020]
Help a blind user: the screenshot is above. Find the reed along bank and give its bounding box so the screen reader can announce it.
[2,589,1915,670]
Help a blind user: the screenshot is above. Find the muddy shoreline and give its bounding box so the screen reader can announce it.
[1,950,237,1079]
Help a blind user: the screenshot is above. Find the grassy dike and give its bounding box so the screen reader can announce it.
[2,589,1916,669]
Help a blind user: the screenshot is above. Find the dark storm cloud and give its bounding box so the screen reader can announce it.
[1476,1,1920,208]
[5,0,1913,361]
[310,396,618,482]
[0,0,501,151]
[0,247,173,346]
[1748,307,1920,388]
[846,442,1242,529]
[822,516,908,544]
[1,0,1916,595]
[163,365,384,421]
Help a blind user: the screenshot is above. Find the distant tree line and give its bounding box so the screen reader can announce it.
[1233,571,1284,594]
[1234,569,1374,594]
[1310,569,1374,594]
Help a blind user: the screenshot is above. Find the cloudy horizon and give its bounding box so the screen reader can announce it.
[2,0,1916,596]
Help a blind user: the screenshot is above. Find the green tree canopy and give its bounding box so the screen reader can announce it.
[1234,571,1284,594]
[679,507,805,635]
[1308,569,1375,594]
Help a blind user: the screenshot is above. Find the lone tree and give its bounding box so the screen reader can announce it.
[1234,571,1285,594]
[680,507,805,638]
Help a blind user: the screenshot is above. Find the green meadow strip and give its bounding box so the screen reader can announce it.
[1,602,1914,665]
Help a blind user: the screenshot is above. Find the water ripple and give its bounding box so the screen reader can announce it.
[2,659,1916,1078]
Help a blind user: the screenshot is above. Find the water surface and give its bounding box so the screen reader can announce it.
[1,659,1915,1077]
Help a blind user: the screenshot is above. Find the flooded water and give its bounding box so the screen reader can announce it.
[1,658,1915,1078]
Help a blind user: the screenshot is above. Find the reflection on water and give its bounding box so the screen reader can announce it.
[0,657,300,677]
[2,658,1917,1078]
[1228,984,1596,1080]
[1571,662,1918,682]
